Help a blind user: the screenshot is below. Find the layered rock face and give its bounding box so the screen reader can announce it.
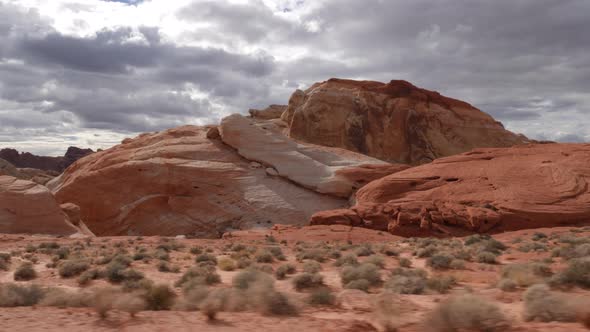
[311,144,590,236]
[282,78,528,164]
[0,176,82,235]
[0,146,93,172]
[49,123,403,237]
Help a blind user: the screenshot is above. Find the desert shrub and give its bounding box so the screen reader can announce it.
[190,246,203,255]
[550,258,590,288]
[292,273,324,291]
[523,284,579,322]
[497,278,518,292]
[380,246,399,257]
[500,263,552,287]
[531,232,548,241]
[426,294,509,332]
[267,246,286,260]
[39,242,60,250]
[110,254,133,267]
[157,261,180,273]
[399,257,412,268]
[195,253,217,264]
[133,251,151,261]
[365,255,385,268]
[113,293,146,317]
[217,257,236,271]
[385,268,427,294]
[254,289,297,316]
[14,262,37,281]
[142,284,176,311]
[78,269,101,286]
[0,283,43,307]
[200,289,228,321]
[427,275,457,294]
[176,266,221,290]
[40,288,94,308]
[427,253,453,270]
[0,256,9,271]
[308,287,335,306]
[476,252,498,264]
[254,250,274,263]
[232,269,273,290]
[373,291,402,332]
[518,242,548,253]
[105,262,142,283]
[340,263,381,290]
[236,257,252,269]
[302,261,322,273]
[334,253,359,267]
[345,279,371,292]
[416,245,437,258]
[58,260,90,278]
[355,245,374,257]
[450,259,466,270]
[297,248,327,263]
[252,264,274,274]
[93,287,118,318]
[275,263,296,279]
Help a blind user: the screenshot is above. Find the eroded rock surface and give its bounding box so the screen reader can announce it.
[0,175,81,235]
[49,125,399,237]
[282,78,528,164]
[311,144,590,236]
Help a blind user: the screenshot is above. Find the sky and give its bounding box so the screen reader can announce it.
[0,0,589,156]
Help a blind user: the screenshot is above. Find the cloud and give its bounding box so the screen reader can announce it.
[0,0,589,156]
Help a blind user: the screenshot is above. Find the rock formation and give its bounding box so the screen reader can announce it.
[282,78,529,164]
[0,146,93,172]
[49,122,404,237]
[311,143,590,236]
[0,175,84,235]
[249,104,287,120]
[0,158,21,178]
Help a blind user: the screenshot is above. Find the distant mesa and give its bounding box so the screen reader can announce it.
[0,146,94,173]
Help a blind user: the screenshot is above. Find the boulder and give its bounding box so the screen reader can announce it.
[220,114,404,198]
[0,175,80,235]
[49,125,402,237]
[282,78,529,165]
[249,104,287,120]
[0,158,21,178]
[311,144,590,236]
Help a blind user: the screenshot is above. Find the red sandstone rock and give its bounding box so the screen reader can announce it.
[49,125,393,237]
[0,175,81,235]
[282,78,529,164]
[311,143,590,236]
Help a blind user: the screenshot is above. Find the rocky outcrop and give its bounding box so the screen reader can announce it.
[0,158,21,178]
[219,114,406,198]
[49,123,404,237]
[311,143,590,236]
[0,176,82,235]
[249,104,286,120]
[282,78,529,165]
[0,146,93,172]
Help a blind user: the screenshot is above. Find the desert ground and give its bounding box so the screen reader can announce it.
[1,225,590,332]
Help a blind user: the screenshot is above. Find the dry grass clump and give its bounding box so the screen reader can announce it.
[157,261,180,273]
[341,263,381,291]
[217,257,237,271]
[334,253,359,267]
[549,258,590,288]
[523,284,581,322]
[426,293,510,332]
[308,287,335,306]
[302,260,322,273]
[426,253,453,270]
[500,263,552,288]
[14,262,37,281]
[372,291,402,332]
[0,283,43,307]
[58,259,90,278]
[385,268,427,294]
[176,265,221,290]
[275,263,296,280]
[292,273,324,291]
[296,248,328,263]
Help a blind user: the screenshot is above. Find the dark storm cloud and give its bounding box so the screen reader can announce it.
[1,0,589,155]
